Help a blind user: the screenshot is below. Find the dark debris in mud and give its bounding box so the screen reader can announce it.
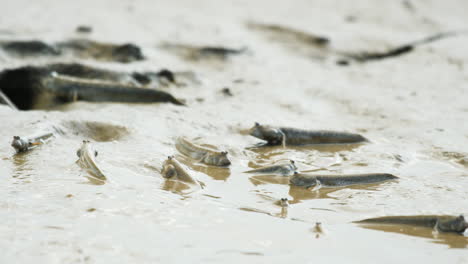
[76,25,92,33]
[221,87,233,97]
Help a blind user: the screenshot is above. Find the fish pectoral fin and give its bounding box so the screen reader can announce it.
[197,153,209,164]
[198,181,205,189]
[307,180,322,191]
[432,220,440,237]
[279,130,286,148]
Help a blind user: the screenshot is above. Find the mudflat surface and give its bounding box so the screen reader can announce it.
[1,0,467,263]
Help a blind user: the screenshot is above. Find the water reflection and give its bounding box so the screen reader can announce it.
[12,152,33,179]
[288,183,385,204]
[161,179,193,194]
[245,144,362,171]
[239,206,288,219]
[288,185,338,203]
[189,164,230,181]
[249,175,290,185]
[82,174,106,185]
[310,222,325,239]
[358,224,468,249]
[247,142,363,154]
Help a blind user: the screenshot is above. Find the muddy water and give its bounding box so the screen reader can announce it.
[1,0,468,263]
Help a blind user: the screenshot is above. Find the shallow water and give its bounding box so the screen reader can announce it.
[1,0,468,263]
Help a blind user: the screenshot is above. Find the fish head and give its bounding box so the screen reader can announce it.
[79,140,96,157]
[209,151,231,166]
[249,122,283,144]
[112,43,145,62]
[161,162,177,179]
[289,160,298,170]
[290,172,318,188]
[11,136,29,152]
[279,198,289,207]
[438,215,468,234]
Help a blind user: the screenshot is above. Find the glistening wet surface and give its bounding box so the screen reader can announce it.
[1,0,468,263]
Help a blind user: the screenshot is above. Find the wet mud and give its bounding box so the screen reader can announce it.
[1,0,467,263]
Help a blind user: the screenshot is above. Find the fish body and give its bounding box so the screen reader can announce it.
[0,66,183,110]
[57,39,144,63]
[198,46,246,58]
[290,172,398,188]
[161,42,245,61]
[1,40,60,56]
[11,132,54,153]
[175,137,231,166]
[247,22,329,47]
[355,215,468,234]
[276,198,289,207]
[249,123,367,146]
[76,140,106,181]
[43,73,183,105]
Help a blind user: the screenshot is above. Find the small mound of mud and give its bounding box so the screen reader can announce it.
[439,151,468,167]
[63,120,129,142]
